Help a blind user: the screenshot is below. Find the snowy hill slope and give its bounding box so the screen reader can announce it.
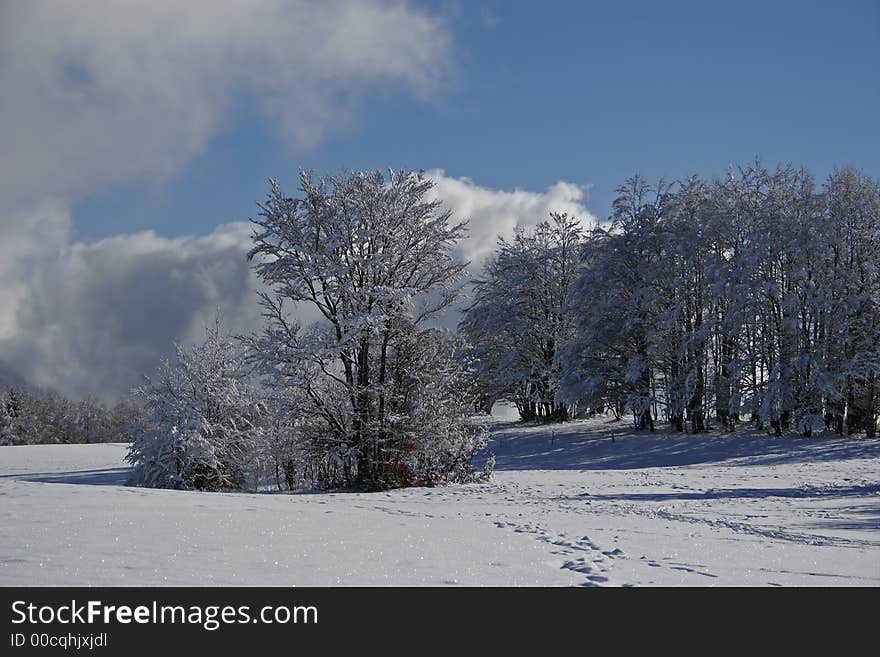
[1,418,878,586]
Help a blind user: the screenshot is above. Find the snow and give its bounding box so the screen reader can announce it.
[1,418,878,586]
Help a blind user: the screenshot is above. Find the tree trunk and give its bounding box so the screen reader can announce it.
[866,371,877,438]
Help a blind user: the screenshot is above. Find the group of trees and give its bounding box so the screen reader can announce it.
[465,162,880,438]
[128,170,488,492]
[0,387,144,446]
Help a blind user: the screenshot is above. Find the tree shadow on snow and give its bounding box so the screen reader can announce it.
[484,418,880,471]
[0,467,131,486]
[571,482,880,503]
[806,504,880,532]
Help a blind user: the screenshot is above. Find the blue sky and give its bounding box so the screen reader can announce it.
[73,0,880,241]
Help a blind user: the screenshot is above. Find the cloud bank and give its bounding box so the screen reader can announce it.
[0,210,260,400]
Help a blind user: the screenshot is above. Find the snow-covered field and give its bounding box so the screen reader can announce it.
[1,416,878,586]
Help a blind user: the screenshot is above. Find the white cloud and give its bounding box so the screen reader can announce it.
[0,0,451,209]
[0,173,593,400]
[426,170,595,267]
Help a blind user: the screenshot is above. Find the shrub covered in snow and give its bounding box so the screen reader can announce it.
[127,318,266,491]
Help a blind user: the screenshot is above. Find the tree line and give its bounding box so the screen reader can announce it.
[0,387,145,446]
[464,162,880,438]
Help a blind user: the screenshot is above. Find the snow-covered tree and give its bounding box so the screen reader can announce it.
[247,169,484,489]
[561,177,671,430]
[821,168,880,436]
[461,213,583,421]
